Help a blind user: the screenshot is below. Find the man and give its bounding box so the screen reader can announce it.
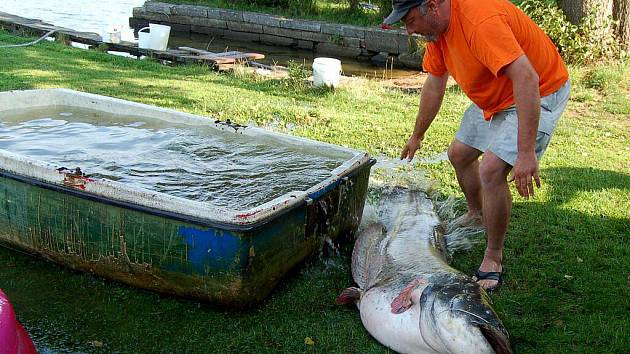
[388,0,570,290]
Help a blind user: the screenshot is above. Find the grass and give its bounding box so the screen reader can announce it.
[161,0,386,27]
[0,31,629,353]
[157,0,538,28]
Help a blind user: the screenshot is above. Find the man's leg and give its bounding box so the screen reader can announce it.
[447,139,484,224]
[477,151,512,289]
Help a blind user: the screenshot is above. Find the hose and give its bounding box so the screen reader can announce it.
[0,30,56,48]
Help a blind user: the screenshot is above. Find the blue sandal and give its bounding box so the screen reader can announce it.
[473,267,505,292]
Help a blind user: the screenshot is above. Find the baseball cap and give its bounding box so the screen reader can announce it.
[383,0,426,25]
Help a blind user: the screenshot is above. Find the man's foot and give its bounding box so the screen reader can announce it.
[473,258,504,291]
[449,211,484,230]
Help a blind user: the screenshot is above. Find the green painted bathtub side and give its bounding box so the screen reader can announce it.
[0,162,371,307]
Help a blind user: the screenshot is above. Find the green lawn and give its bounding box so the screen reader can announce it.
[161,0,386,27]
[157,0,541,27]
[0,32,628,353]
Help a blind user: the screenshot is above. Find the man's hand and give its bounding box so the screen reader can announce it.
[509,152,540,198]
[400,135,423,161]
[401,72,448,162]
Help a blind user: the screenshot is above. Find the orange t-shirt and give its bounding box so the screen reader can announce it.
[422,0,569,120]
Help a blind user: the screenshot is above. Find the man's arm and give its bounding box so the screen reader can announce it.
[400,72,449,161]
[503,54,540,198]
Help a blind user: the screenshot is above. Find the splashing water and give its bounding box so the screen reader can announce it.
[363,160,486,259]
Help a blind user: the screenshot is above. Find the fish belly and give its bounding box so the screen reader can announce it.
[360,288,436,354]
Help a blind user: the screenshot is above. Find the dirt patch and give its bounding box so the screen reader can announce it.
[244,66,460,93]
[381,73,458,93]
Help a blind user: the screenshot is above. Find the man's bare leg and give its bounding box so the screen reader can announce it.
[477,151,513,289]
[448,139,484,226]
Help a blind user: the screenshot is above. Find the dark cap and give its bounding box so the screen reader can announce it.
[383,0,426,25]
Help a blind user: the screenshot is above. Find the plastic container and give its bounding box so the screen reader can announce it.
[312,57,342,87]
[102,25,122,44]
[121,28,136,43]
[138,27,151,49]
[137,23,171,51]
[0,88,374,307]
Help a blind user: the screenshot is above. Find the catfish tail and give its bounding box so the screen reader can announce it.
[336,287,361,305]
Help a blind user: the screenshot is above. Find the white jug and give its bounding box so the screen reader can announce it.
[138,27,151,49]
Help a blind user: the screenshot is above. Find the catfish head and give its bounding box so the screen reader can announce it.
[417,274,512,354]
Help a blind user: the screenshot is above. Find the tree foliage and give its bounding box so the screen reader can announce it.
[520,0,623,64]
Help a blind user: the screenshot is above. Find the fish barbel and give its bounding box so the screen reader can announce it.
[337,188,512,354]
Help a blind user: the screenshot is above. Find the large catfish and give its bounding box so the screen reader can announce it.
[337,188,512,354]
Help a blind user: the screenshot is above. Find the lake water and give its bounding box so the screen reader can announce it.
[0,106,348,210]
[2,0,146,34]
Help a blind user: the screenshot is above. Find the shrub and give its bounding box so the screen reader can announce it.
[345,0,360,11]
[582,65,624,92]
[518,0,621,64]
[374,0,393,20]
[285,60,310,90]
[238,0,315,11]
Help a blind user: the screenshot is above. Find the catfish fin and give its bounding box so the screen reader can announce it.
[390,278,425,314]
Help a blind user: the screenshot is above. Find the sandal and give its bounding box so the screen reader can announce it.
[473,267,506,292]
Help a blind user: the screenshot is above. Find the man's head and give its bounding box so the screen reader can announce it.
[383,0,450,42]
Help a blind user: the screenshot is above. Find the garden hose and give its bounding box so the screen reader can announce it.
[0,30,56,48]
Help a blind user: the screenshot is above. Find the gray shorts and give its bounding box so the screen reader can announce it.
[455,80,571,166]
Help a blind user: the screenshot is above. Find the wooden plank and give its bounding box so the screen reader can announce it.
[177,56,241,65]
[0,11,101,45]
[178,48,243,58]
[177,47,264,60]
[179,54,261,61]
[178,46,220,55]
[239,53,265,60]
[200,51,245,58]
[207,52,264,60]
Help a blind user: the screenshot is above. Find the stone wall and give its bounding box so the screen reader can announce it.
[130,1,423,69]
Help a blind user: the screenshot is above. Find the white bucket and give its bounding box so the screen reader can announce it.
[137,23,171,51]
[312,57,342,88]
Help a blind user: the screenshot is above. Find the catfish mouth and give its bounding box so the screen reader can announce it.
[420,274,513,354]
